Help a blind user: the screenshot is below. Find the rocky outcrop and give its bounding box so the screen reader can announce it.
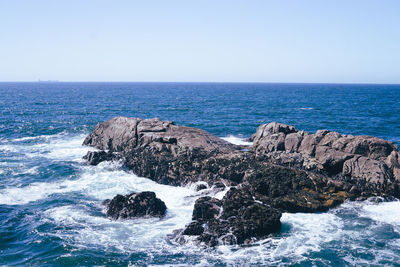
[252,122,400,197]
[83,117,239,185]
[182,188,282,246]
[103,191,167,220]
[84,117,400,246]
[243,164,350,212]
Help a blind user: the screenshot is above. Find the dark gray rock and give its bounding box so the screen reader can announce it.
[104,191,167,220]
[182,188,282,246]
[83,151,114,166]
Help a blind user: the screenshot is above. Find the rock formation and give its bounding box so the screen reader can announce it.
[183,188,282,246]
[83,117,400,246]
[103,191,167,220]
[251,122,400,197]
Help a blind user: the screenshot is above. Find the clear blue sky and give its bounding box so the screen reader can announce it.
[1,0,399,83]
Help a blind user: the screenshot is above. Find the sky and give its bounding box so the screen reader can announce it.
[0,0,399,83]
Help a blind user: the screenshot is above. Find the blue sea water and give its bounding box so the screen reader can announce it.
[0,82,400,266]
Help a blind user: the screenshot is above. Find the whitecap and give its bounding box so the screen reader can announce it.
[2,133,96,162]
[221,135,252,146]
[360,200,400,232]
[0,145,18,152]
[0,161,194,207]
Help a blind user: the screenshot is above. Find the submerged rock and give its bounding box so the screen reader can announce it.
[104,191,167,220]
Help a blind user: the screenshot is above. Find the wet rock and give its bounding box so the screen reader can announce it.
[83,150,114,166]
[182,221,204,235]
[244,164,349,212]
[104,191,167,220]
[182,188,282,246]
[195,183,208,191]
[192,197,222,221]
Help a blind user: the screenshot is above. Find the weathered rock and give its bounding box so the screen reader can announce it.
[339,136,397,160]
[104,191,167,220]
[83,150,114,166]
[298,133,318,157]
[342,156,392,185]
[83,117,240,185]
[191,196,222,221]
[319,131,342,147]
[83,117,400,246]
[182,188,282,246]
[315,146,353,175]
[285,132,304,152]
[252,122,400,197]
[244,164,349,212]
[254,132,286,153]
[252,122,297,153]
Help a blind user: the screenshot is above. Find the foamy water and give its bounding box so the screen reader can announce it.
[221,135,253,146]
[1,132,400,265]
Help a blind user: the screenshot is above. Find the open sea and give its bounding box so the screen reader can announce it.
[1,82,400,266]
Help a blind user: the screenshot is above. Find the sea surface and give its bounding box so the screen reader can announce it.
[1,82,400,266]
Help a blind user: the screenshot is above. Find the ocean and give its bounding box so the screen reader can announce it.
[0,82,400,266]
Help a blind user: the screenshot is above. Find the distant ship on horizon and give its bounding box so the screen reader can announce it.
[38,79,59,83]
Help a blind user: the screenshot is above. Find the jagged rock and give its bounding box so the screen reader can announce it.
[194,183,208,191]
[83,117,400,246]
[83,151,114,166]
[191,197,222,221]
[285,132,304,152]
[315,146,353,175]
[83,117,239,185]
[182,188,282,246]
[252,122,297,153]
[253,132,286,153]
[103,191,167,220]
[342,156,392,185]
[298,133,317,157]
[334,136,397,160]
[244,164,349,212]
[319,131,342,147]
[252,122,400,197]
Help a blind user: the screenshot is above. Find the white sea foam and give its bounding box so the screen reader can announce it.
[360,200,400,232]
[221,135,252,146]
[212,211,344,265]
[2,133,96,163]
[3,132,400,265]
[0,145,18,152]
[298,107,313,110]
[35,161,197,252]
[0,161,194,206]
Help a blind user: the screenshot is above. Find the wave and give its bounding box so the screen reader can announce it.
[1,133,95,162]
[221,135,252,146]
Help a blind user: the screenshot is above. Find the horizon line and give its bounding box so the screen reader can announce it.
[0,81,400,86]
